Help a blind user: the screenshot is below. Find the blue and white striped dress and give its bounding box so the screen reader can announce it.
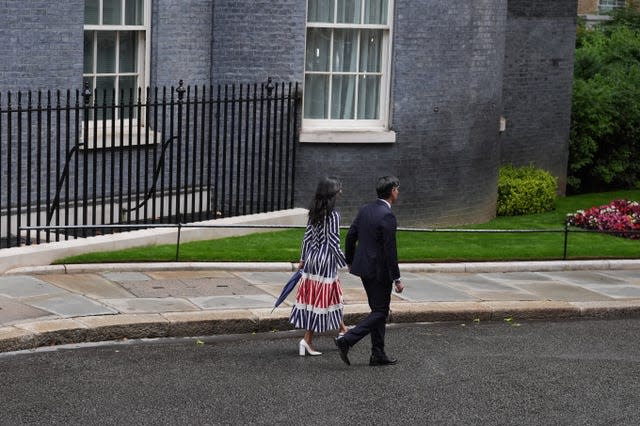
[289,209,347,333]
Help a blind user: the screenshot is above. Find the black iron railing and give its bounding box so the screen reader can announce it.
[0,79,300,248]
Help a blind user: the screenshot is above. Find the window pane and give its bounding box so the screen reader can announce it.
[97,32,117,73]
[359,29,382,72]
[103,0,122,25]
[84,0,99,25]
[331,75,356,119]
[120,76,137,118]
[357,75,380,119]
[125,0,144,25]
[364,0,387,24]
[96,76,116,119]
[119,31,138,73]
[84,31,94,73]
[306,28,331,72]
[336,0,361,24]
[304,74,329,119]
[307,0,333,23]
[333,29,358,72]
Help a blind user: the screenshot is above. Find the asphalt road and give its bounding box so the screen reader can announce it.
[2,318,639,425]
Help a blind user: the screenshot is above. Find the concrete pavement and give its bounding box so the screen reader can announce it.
[2,260,640,353]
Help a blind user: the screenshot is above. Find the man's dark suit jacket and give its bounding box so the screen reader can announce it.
[345,199,400,285]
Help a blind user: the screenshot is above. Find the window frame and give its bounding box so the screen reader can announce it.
[301,0,395,142]
[82,0,153,148]
[598,0,626,13]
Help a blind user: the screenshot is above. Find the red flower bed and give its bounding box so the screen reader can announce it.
[567,199,640,239]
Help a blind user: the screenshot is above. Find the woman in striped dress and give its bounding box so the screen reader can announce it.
[290,176,349,356]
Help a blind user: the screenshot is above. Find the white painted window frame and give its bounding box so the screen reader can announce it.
[82,0,155,149]
[300,0,396,143]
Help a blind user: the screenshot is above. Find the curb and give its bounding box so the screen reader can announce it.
[3,300,640,354]
[2,260,640,354]
[6,259,640,276]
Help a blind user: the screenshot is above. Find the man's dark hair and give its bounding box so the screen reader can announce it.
[376,176,400,199]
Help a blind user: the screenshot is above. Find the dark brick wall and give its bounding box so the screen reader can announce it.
[211,0,306,85]
[501,0,577,193]
[293,0,508,227]
[0,0,579,228]
[151,0,214,89]
[0,0,84,91]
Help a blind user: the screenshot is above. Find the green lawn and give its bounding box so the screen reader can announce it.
[57,189,640,264]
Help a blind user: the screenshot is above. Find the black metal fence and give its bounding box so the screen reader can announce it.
[0,79,300,248]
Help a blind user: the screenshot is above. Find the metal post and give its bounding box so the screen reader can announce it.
[175,222,182,261]
[176,80,186,224]
[563,220,569,260]
[82,83,92,237]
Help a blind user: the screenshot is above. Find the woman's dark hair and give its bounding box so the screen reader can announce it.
[308,176,342,226]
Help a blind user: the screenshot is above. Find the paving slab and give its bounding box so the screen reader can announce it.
[509,282,614,302]
[396,280,479,302]
[236,270,363,289]
[26,294,117,317]
[540,271,629,285]
[180,278,259,296]
[336,274,366,289]
[0,295,52,324]
[573,284,640,299]
[100,271,151,282]
[189,294,275,310]
[597,270,640,284]
[413,275,538,303]
[479,272,555,282]
[459,290,541,302]
[76,313,167,328]
[117,277,259,297]
[146,270,235,280]
[14,318,87,334]
[0,326,31,340]
[234,271,293,285]
[423,273,521,291]
[37,273,135,299]
[340,287,369,303]
[102,297,200,314]
[0,276,66,298]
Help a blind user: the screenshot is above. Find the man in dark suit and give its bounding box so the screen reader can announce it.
[336,176,404,366]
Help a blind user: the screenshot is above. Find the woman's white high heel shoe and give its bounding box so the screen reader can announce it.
[299,339,322,356]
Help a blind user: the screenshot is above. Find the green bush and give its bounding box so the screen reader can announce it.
[497,165,558,216]
[569,7,640,193]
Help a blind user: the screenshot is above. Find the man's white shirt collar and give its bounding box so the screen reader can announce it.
[378,199,391,209]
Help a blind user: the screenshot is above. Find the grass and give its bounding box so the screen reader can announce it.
[57,189,640,264]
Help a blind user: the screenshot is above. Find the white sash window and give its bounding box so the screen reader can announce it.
[83,0,150,120]
[302,0,394,140]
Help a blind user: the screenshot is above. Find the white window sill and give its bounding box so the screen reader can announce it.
[299,130,396,144]
[80,125,162,150]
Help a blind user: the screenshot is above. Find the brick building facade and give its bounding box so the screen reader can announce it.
[0,0,578,227]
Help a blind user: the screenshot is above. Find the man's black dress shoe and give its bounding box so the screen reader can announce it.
[335,337,351,366]
[369,355,398,366]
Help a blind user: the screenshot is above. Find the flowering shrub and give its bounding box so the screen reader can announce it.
[567,199,640,239]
